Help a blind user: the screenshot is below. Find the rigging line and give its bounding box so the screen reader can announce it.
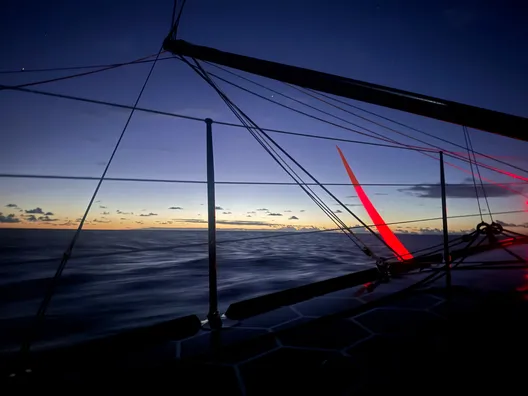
[4,172,525,186]
[199,65,528,186]
[466,126,494,223]
[188,58,375,252]
[186,57,367,251]
[197,68,410,147]
[204,60,425,150]
[203,60,528,180]
[302,87,528,176]
[168,0,187,40]
[0,56,178,74]
[186,58,398,258]
[170,0,178,27]
[1,53,166,91]
[20,46,165,358]
[0,84,437,153]
[463,125,483,221]
[9,208,527,268]
[186,58,369,252]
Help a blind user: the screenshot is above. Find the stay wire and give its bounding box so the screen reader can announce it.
[198,64,527,188]
[463,126,483,221]
[466,126,494,223]
[0,52,163,91]
[186,57,368,252]
[186,58,400,259]
[19,46,165,358]
[0,84,441,154]
[301,87,528,176]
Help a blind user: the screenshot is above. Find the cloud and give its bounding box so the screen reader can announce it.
[120,217,128,220]
[399,183,518,198]
[495,220,528,228]
[374,193,388,196]
[334,210,343,214]
[256,208,269,211]
[215,206,224,210]
[418,227,442,234]
[276,225,297,231]
[300,210,306,212]
[174,218,276,227]
[247,211,256,214]
[169,206,183,210]
[93,219,111,223]
[45,211,54,216]
[139,212,158,217]
[346,195,358,199]
[222,212,232,214]
[25,207,44,214]
[26,215,37,222]
[268,213,283,216]
[116,210,133,215]
[288,216,299,220]
[0,213,20,223]
[101,211,110,215]
[247,215,252,217]
[6,204,17,208]
[345,204,363,207]
[284,210,292,213]
[99,205,107,209]
[38,215,57,222]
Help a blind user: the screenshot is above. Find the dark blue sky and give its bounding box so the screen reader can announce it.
[1,0,527,231]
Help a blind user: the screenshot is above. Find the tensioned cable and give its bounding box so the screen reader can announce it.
[2,172,526,186]
[0,56,177,74]
[183,57,371,254]
[185,57,404,259]
[301,87,528,176]
[463,126,483,221]
[201,61,528,186]
[19,46,166,358]
[0,84,436,153]
[465,126,494,223]
[0,53,168,91]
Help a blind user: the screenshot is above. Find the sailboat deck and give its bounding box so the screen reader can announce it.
[5,250,528,394]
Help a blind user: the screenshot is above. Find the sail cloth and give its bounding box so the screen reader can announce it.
[336,146,413,261]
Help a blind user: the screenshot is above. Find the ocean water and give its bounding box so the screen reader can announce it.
[0,228,444,353]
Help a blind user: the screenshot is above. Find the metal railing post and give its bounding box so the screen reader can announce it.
[439,151,451,291]
[205,118,222,329]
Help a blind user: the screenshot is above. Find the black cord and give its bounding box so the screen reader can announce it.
[463,126,483,221]
[0,84,441,153]
[0,53,163,91]
[19,46,165,359]
[466,126,494,223]
[302,87,528,176]
[197,64,528,188]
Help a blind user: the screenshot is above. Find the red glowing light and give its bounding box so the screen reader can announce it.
[336,146,413,262]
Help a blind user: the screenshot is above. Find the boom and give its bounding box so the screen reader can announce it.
[163,39,528,142]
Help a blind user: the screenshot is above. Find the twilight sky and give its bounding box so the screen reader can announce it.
[1,0,527,233]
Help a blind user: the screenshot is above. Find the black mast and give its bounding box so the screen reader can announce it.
[163,39,528,142]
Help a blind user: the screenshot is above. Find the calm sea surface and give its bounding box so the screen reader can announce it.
[0,228,444,353]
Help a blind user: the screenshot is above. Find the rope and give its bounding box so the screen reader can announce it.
[194,63,528,188]
[301,87,528,176]
[183,57,371,254]
[2,172,525,186]
[465,126,494,223]
[463,126,483,221]
[0,53,165,91]
[184,57,407,260]
[0,84,437,153]
[19,46,165,358]
[167,0,187,40]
